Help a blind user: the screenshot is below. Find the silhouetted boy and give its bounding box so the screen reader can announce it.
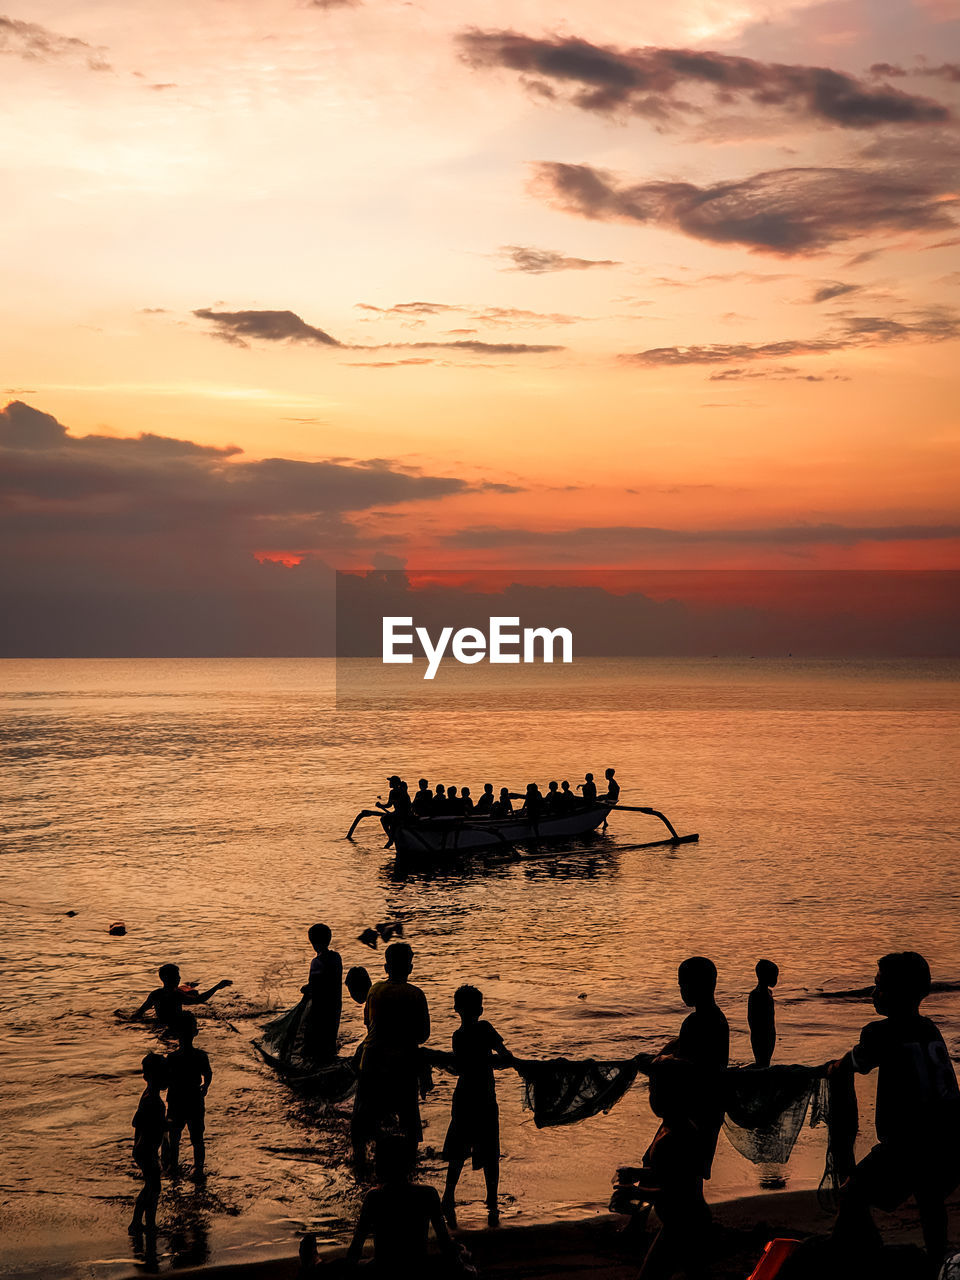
[132,964,232,1029]
[130,1052,168,1234]
[748,959,779,1068]
[164,1012,212,1178]
[611,1055,711,1279]
[304,923,343,1061]
[441,985,512,1228]
[347,1139,468,1277]
[579,773,597,805]
[603,766,620,804]
[474,784,495,815]
[352,942,430,1168]
[412,779,433,817]
[832,951,960,1268]
[665,956,729,1179]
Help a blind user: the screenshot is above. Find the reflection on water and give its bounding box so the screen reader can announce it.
[1,658,959,1277]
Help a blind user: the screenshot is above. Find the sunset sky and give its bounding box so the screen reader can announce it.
[2,0,960,650]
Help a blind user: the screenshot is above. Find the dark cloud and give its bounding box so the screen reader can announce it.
[193,308,563,355]
[708,365,849,382]
[459,30,951,129]
[0,401,482,654]
[192,309,342,348]
[499,244,621,273]
[620,308,960,366]
[444,522,960,550]
[0,14,109,69]
[811,281,861,303]
[534,162,959,255]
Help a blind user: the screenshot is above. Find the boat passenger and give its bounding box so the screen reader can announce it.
[474,783,495,814]
[461,786,475,815]
[521,783,545,819]
[377,775,411,819]
[604,767,620,805]
[559,780,576,810]
[445,785,464,816]
[412,779,433,818]
[579,773,597,806]
[434,783,447,810]
[544,781,561,812]
[491,788,513,818]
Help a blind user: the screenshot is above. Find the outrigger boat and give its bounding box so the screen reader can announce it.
[346,802,698,862]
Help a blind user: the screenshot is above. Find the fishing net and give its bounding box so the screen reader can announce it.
[513,1054,653,1128]
[254,997,357,1098]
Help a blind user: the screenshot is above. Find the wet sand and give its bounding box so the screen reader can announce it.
[112,1190,960,1279]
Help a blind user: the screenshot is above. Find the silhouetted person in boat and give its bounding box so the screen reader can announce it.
[346,1138,468,1277]
[520,783,544,818]
[831,951,960,1269]
[474,783,495,815]
[412,779,433,817]
[129,1051,168,1235]
[441,984,512,1229]
[378,775,410,836]
[611,1054,711,1279]
[544,780,561,812]
[303,923,342,1061]
[663,956,729,1180]
[491,788,513,818]
[444,785,464,816]
[460,786,475,815]
[352,942,430,1168]
[578,773,597,806]
[603,767,620,805]
[164,1012,212,1178]
[434,783,446,810]
[132,964,232,1029]
[559,780,575,810]
[748,959,779,1069]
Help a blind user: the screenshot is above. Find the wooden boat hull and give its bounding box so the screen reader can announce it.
[392,805,611,858]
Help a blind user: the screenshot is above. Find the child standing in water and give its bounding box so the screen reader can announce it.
[441,985,512,1228]
[130,1052,168,1234]
[748,959,779,1068]
[164,1012,212,1178]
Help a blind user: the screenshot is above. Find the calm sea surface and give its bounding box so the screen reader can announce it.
[2,658,959,1277]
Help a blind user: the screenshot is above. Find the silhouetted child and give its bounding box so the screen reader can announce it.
[130,1052,168,1234]
[346,1139,470,1276]
[441,984,512,1228]
[832,951,960,1269]
[748,959,779,1068]
[164,1012,212,1178]
[611,1055,711,1279]
[603,766,620,804]
[297,1232,321,1277]
[579,772,597,805]
[664,956,729,1180]
[132,963,232,1029]
[303,923,342,1061]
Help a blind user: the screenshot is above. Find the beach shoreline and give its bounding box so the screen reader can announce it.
[93,1187,960,1280]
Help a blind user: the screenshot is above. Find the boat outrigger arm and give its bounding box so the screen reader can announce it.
[344,802,698,855]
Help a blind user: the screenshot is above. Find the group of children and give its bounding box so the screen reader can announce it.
[127,942,960,1277]
[376,768,622,823]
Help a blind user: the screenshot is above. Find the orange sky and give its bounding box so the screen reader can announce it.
[2,0,960,644]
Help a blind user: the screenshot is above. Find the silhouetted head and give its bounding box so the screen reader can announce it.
[548,781,559,793]
[648,1054,698,1124]
[462,787,471,798]
[345,965,372,1005]
[308,922,331,952]
[418,778,429,791]
[454,983,483,1020]
[176,1011,199,1043]
[585,772,593,782]
[141,1051,168,1088]
[756,959,779,988]
[605,767,615,780]
[435,784,446,797]
[873,951,931,1016]
[387,774,401,786]
[526,782,537,793]
[561,780,571,791]
[678,956,717,1006]
[499,787,510,798]
[374,1136,415,1185]
[483,783,493,795]
[158,963,180,987]
[384,941,414,979]
[448,785,458,798]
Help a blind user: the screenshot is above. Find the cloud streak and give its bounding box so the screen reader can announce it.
[534,162,959,255]
[0,14,109,69]
[459,30,952,130]
[499,244,621,273]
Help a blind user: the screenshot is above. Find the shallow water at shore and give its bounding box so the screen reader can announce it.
[2,657,959,1277]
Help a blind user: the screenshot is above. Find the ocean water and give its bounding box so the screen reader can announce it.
[2,657,959,1278]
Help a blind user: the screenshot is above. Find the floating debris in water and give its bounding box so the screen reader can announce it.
[108,921,126,936]
[357,928,379,949]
